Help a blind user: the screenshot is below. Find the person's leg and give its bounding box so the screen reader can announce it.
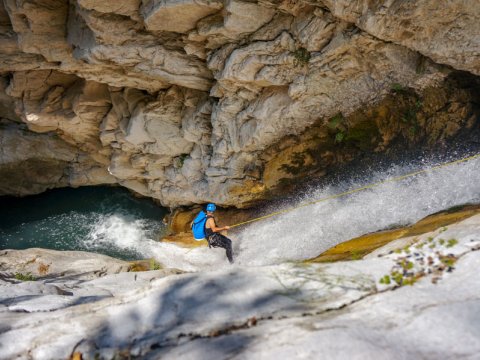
[220,234,234,264]
[209,233,234,263]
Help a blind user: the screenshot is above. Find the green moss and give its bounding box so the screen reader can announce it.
[349,250,363,260]
[14,272,36,281]
[344,119,380,151]
[149,258,162,270]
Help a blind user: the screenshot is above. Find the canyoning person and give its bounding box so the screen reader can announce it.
[191,203,234,264]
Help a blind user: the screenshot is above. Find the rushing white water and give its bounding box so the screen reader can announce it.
[80,155,480,272]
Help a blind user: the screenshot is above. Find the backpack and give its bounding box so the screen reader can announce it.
[191,211,208,241]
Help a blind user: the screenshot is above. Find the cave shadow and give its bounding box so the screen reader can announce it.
[73,271,295,359]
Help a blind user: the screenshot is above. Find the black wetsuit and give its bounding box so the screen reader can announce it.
[205,215,234,264]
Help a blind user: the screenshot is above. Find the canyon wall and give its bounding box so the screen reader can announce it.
[0,0,479,208]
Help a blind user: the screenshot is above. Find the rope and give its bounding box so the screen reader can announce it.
[229,153,480,229]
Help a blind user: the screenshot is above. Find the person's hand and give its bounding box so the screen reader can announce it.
[224,226,230,230]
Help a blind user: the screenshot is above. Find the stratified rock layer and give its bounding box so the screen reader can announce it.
[0,0,479,207]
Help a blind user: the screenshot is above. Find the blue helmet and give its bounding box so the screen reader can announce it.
[206,203,216,212]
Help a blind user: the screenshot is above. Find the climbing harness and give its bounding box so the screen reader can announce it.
[229,153,480,229]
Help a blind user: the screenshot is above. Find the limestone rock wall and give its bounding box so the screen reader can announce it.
[0,0,478,207]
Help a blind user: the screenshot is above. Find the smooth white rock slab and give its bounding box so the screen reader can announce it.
[1,215,479,359]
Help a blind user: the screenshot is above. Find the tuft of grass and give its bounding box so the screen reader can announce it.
[440,256,457,267]
[415,242,425,249]
[446,239,458,248]
[292,47,311,66]
[438,239,445,246]
[14,272,36,281]
[176,154,189,168]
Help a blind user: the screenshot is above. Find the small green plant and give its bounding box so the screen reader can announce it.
[14,272,36,281]
[327,113,347,145]
[427,237,434,242]
[440,256,457,267]
[292,47,311,66]
[440,227,448,233]
[149,258,162,270]
[391,271,404,285]
[178,154,189,168]
[379,275,391,285]
[401,260,414,270]
[402,276,417,286]
[446,239,458,248]
[429,243,436,249]
[438,239,445,246]
[328,113,344,129]
[335,131,345,143]
[391,83,405,93]
[401,108,416,123]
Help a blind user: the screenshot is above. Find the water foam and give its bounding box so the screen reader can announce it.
[234,155,480,266]
[77,155,480,271]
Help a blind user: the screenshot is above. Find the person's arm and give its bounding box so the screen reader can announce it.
[206,217,230,232]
